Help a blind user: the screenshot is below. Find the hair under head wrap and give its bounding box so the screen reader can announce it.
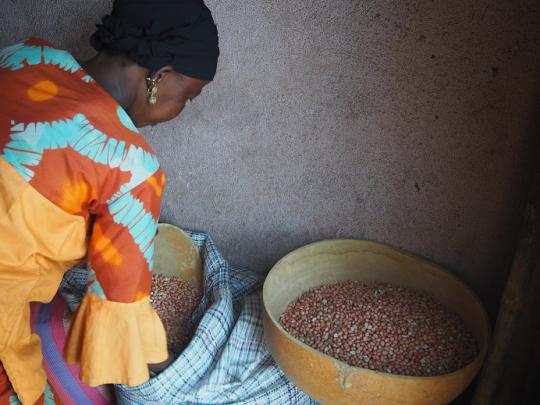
[91,0,219,81]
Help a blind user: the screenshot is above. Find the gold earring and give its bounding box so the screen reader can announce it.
[146,77,159,105]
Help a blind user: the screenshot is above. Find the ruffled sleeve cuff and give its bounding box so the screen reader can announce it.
[64,293,168,387]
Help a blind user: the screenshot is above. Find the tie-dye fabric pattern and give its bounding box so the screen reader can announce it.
[1,38,169,404]
[0,37,165,303]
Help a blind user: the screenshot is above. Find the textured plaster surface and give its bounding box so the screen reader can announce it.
[2,0,540,315]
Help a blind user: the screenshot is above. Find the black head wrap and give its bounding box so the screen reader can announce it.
[90,0,219,81]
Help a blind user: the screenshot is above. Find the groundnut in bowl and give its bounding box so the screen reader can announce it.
[262,239,490,405]
[279,281,478,377]
[150,224,203,355]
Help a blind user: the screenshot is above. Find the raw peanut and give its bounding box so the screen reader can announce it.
[150,273,202,354]
[279,281,478,377]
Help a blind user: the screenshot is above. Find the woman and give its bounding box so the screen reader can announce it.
[0,0,219,403]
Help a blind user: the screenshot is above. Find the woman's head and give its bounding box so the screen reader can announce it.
[90,0,219,127]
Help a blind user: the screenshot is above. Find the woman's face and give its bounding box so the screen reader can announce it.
[127,68,209,128]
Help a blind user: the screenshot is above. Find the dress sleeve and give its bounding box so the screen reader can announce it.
[64,169,168,387]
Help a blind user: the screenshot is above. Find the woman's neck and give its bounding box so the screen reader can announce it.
[79,53,142,110]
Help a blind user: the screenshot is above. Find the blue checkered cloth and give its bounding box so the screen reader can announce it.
[61,230,317,405]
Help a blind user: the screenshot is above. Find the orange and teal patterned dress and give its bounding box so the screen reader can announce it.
[0,38,168,404]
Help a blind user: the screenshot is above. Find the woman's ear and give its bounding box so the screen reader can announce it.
[150,65,175,82]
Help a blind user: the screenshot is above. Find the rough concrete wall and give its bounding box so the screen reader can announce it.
[2,0,539,315]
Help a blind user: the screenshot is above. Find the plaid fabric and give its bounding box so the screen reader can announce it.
[61,231,317,405]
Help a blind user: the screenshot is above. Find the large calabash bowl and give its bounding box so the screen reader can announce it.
[262,240,490,405]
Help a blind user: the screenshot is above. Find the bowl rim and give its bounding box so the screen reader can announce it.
[262,238,491,381]
[157,222,186,233]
